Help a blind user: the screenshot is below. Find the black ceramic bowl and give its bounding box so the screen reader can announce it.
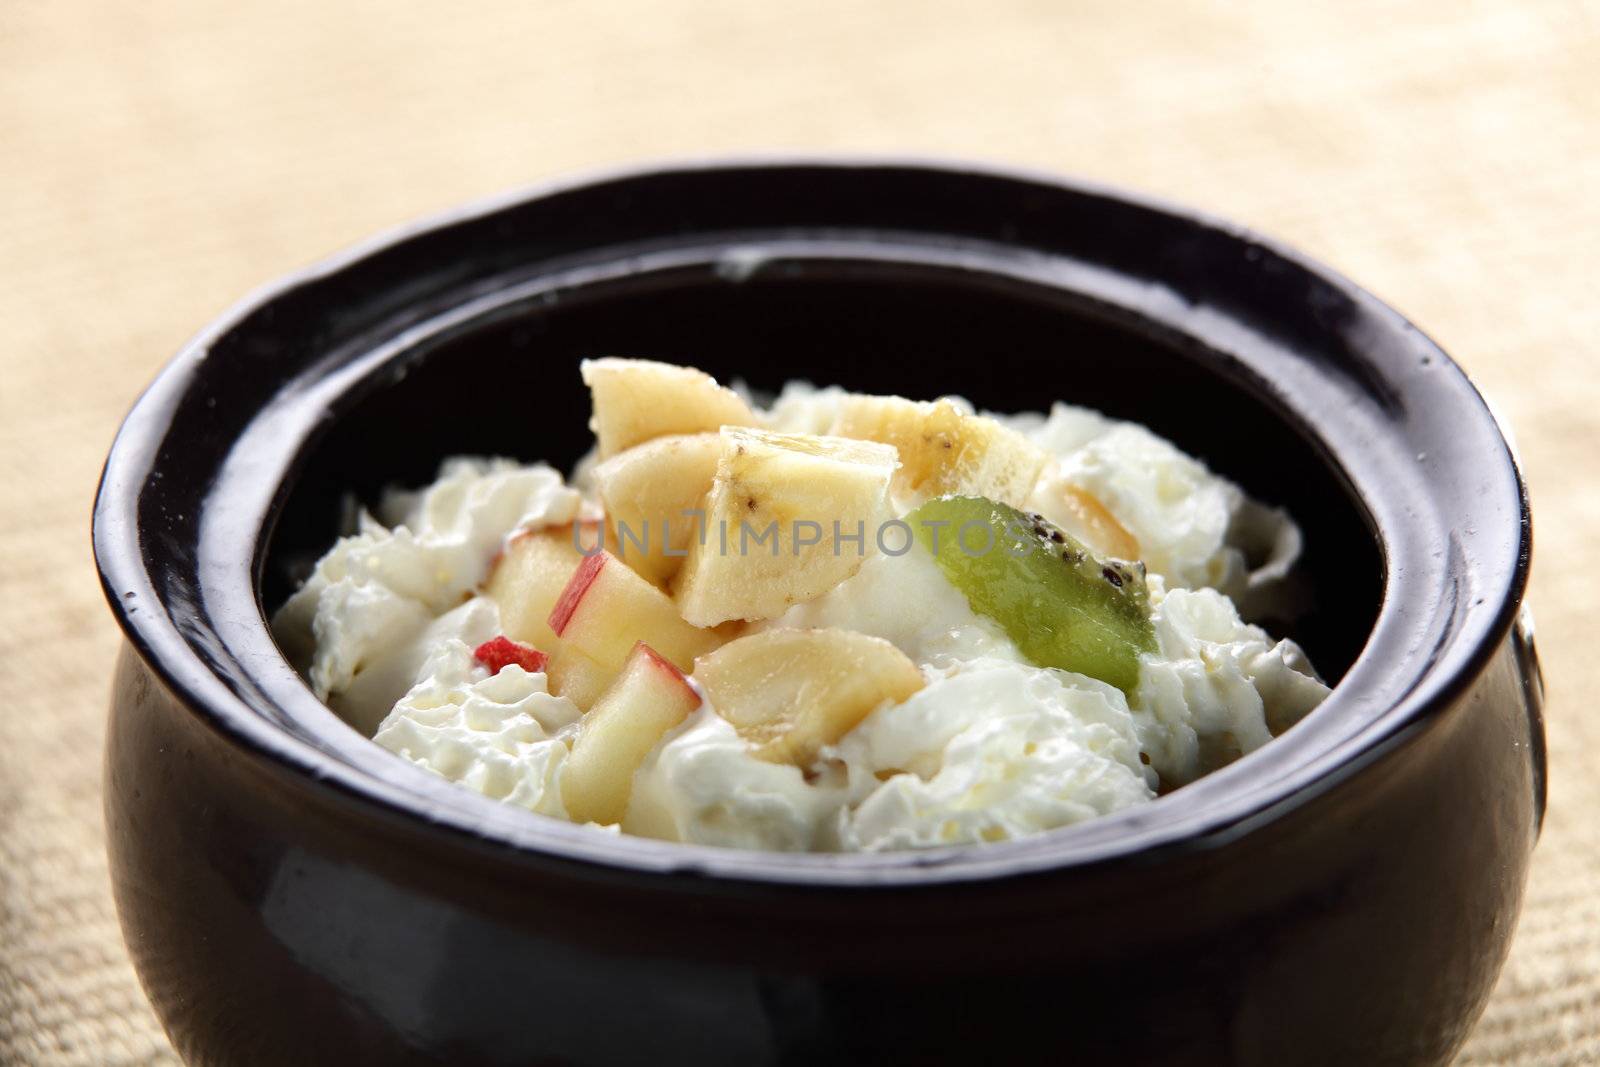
[94,159,1541,1066]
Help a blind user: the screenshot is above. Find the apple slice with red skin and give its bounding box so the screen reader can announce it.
[561,641,703,825]
[549,550,721,673]
[487,522,597,649]
[484,522,616,710]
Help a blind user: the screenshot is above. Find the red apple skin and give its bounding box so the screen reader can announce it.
[546,549,721,673]
[549,551,606,636]
[632,640,701,706]
[472,636,548,675]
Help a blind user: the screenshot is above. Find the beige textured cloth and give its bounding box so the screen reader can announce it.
[2,2,1595,1063]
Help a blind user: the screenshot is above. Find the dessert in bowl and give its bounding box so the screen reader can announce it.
[273,358,1329,853]
[94,159,1540,1066]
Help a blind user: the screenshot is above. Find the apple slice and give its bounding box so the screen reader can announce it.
[486,523,593,649]
[695,628,923,767]
[550,550,722,672]
[830,394,1047,507]
[581,358,759,459]
[485,522,617,709]
[674,427,897,626]
[594,432,722,586]
[561,642,703,825]
[543,646,613,709]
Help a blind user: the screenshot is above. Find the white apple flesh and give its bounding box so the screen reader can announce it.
[549,550,722,672]
[561,642,702,825]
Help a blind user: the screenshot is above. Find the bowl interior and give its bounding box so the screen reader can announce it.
[263,255,1382,685]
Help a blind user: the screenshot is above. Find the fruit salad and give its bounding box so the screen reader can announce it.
[273,359,1329,852]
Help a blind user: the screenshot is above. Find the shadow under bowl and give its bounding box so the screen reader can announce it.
[94,158,1541,1067]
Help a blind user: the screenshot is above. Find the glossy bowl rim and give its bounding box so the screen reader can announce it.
[93,154,1532,887]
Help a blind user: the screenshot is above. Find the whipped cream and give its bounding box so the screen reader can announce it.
[770,543,1023,666]
[764,381,853,437]
[272,458,582,722]
[835,659,1156,850]
[1013,403,1301,609]
[1134,577,1327,786]
[625,707,844,851]
[373,638,581,818]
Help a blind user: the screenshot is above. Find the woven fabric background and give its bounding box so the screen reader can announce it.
[1,2,1594,1063]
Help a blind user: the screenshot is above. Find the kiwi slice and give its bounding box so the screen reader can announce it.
[907,495,1156,693]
